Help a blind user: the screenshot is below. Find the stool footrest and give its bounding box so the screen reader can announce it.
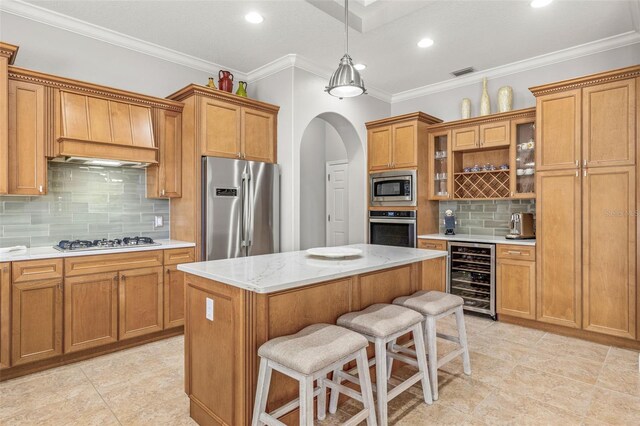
[438,348,465,368]
[387,350,419,368]
[324,379,363,403]
[268,386,322,420]
[436,332,461,344]
[387,371,423,401]
[259,413,287,426]
[344,408,372,426]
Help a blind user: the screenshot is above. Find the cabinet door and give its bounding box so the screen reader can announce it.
[510,118,536,198]
[536,170,582,328]
[0,51,10,194]
[479,120,510,148]
[12,279,63,365]
[418,239,447,251]
[428,130,452,200]
[391,122,417,168]
[241,107,275,163]
[583,79,635,168]
[164,266,184,328]
[119,267,163,340]
[497,259,535,319]
[200,98,241,158]
[147,109,182,198]
[0,263,9,369]
[536,89,581,171]
[8,80,46,195]
[368,126,392,170]
[64,273,118,353]
[451,125,478,151]
[582,166,636,338]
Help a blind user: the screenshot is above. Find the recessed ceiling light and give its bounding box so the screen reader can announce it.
[530,0,553,8]
[354,63,367,71]
[417,38,434,48]
[245,12,264,24]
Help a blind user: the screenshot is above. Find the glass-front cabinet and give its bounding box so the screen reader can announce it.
[510,118,536,198]
[428,130,452,200]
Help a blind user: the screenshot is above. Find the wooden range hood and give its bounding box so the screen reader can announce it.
[8,67,183,165]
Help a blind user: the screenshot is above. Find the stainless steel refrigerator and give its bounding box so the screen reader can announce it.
[202,157,279,260]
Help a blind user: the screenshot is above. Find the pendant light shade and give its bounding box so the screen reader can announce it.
[326,0,366,98]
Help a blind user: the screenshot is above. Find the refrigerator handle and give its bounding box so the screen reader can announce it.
[241,172,251,248]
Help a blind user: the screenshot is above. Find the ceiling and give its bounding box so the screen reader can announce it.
[16,0,640,95]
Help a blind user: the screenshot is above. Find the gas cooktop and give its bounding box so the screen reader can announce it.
[53,237,160,252]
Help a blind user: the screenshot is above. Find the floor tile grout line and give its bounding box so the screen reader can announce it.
[79,364,124,426]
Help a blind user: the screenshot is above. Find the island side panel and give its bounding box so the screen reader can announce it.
[420,257,447,292]
[355,263,419,309]
[185,273,252,426]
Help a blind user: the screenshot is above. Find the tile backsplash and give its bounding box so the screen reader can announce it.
[0,162,170,248]
[438,199,536,237]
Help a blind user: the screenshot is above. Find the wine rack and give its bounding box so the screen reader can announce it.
[453,170,510,199]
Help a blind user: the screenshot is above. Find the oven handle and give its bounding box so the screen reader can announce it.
[369,218,417,225]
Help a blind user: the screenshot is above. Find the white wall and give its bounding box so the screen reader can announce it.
[325,123,347,162]
[392,44,640,121]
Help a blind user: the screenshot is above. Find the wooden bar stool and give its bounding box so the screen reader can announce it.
[252,323,377,426]
[330,304,432,426]
[392,291,471,400]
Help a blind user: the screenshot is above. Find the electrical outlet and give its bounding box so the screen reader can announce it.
[154,215,164,228]
[206,298,214,321]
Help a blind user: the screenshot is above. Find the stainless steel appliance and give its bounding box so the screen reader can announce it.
[506,212,535,239]
[370,170,416,207]
[202,157,279,261]
[448,242,496,319]
[54,236,159,252]
[368,210,416,248]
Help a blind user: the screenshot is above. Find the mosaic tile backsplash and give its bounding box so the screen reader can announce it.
[0,162,170,248]
[437,199,536,237]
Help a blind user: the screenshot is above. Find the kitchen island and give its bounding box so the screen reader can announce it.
[177,244,447,426]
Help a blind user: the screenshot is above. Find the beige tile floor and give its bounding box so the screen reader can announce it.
[1,315,639,425]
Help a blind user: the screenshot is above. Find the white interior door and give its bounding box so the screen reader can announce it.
[326,161,349,246]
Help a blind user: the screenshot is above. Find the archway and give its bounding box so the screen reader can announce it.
[299,112,365,249]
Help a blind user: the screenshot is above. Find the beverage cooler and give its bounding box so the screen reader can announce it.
[447,242,496,319]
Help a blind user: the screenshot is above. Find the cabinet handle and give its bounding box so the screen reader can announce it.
[121,275,126,281]
[166,268,171,274]
[38,185,43,193]
[584,169,587,177]
[237,152,241,158]
[58,283,62,291]
[575,160,579,168]
[161,189,165,196]
[507,250,522,255]
[510,191,514,197]
[576,170,578,177]
[114,274,118,281]
[583,159,587,167]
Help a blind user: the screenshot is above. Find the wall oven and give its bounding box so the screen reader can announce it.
[370,170,416,207]
[369,210,417,248]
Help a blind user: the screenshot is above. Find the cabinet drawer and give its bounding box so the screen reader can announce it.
[497,244,535,261]
[65,250,163,276]
[418,239,448,251]
[12,259,63,283]
[164,247,195,265]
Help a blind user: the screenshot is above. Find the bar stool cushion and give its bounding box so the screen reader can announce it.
[393,291,464,316]
[337,304,423,338]
[258,324,368,375]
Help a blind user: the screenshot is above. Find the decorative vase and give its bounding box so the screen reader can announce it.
[206,77,216,89]
[498,86,513,112]
[480,77,491,116]
[236,81,248,97]
[218,70,234,93]
[461,98,471,119]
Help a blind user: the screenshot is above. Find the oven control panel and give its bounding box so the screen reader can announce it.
[369,210,416,218]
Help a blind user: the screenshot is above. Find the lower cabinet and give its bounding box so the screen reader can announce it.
[0,263,10,369]
[119,267,164,340]
[497,258,536,320]
[11,278,63,366]
[164,266,185,328]
[64,273,118,353]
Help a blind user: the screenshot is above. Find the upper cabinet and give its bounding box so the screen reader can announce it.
[366,112,441,172]
[0,43,19,195]
[146,109,182,199]
[241,106,276,163]
[451,120,510,151]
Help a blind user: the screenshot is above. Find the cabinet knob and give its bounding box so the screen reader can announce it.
[237,152,241,158]
[38,185,43,193]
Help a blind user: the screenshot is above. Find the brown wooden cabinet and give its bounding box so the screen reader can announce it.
[535,89,581,171]
[64,273,118,353]
[0,43,19,195]
[418,238,447,251]
[119,266,163,340]
[164,266,184,329]
[451,125,478,151]
[367,125,392,170]
[391,122,418,168]
[0,263,10,369]
[12,278,63,366]
[242,106,276,163]
[147,109,182,198]
[479,120,511,148]
[497,245,536,320]
[8,79,47,195]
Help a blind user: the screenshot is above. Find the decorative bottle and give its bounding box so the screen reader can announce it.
[461,98,471,119]
[480,78,491,116]
[497,86,513,113]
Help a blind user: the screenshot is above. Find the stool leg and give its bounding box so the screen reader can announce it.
[328,367,342,414]
[374,338,389,426]
[386,340,395,380]
[317,374,327,421]
[425,316,439,401]
[356,348,377,426]
[252,358,272,426]
[299,376,314,426]
[455,306,471,375]
[412,323,433,405]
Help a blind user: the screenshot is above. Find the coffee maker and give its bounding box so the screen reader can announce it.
[506,213,535,239]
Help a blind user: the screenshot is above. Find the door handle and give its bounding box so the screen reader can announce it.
[241,172,251,248]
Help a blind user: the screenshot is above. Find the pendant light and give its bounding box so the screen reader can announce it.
[325,0,366,98]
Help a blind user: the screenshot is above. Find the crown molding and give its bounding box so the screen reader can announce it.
[391,31,640,103]
[0,0,246,79]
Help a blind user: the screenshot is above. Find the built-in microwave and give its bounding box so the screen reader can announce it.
[370,170,416,207]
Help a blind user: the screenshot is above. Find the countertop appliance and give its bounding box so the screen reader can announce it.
[448,241,496,319]
[368,210,416,248]
[54,236,159,252]
[370,170,416,207]
[506,212,535,239]
[202,157,279,261]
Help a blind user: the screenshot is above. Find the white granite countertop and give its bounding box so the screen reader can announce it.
[419,234,536,246]
[0,240,195,262]
[177,243,447,294]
